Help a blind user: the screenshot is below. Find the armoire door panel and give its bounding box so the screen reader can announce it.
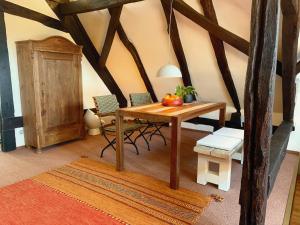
[38,51,81,134]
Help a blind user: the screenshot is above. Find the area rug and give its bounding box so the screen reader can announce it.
[0,158,211,225]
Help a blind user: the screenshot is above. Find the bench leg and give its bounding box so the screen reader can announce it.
[218,159,232,191]
[232,147,244,165]
[197,156,208,185]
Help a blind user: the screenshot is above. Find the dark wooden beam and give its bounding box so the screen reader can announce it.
[282,0,299,14]
[166,0,249,54]
[2,116,23,130]
[269,2,300,198]
[58,0,143,16]
[281,0,300,121]
[46,0,127,107]
[199,0,241,113]
[296,61,300,73]
[166,0,283,76]
[113,19,158,102]
[268,121,293,195]
[63,15,127,107]
[99,6,123,68]
[239,0,280,224]
[0,7,16,151]
[0,0,66,32]
[160,0,192,87]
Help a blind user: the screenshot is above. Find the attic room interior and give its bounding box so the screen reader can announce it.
[0,0,300,224]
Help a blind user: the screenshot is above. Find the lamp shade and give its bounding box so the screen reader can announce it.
[157,64,182,78]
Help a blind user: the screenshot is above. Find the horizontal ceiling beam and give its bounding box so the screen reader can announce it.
[58,0,144,16]
[0,0,67,32]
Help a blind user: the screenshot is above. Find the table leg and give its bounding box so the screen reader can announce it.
[116,111,124,171]
[219,106,226,127]
[170,117,181,189]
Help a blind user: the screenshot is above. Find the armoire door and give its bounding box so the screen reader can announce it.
[37,51,83,147]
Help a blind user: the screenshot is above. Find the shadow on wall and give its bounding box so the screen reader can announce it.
[288,74,300,151]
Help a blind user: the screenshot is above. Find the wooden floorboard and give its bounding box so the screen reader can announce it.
[291,176,300,224]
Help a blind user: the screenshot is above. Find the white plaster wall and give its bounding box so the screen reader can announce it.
[288,75,300,151]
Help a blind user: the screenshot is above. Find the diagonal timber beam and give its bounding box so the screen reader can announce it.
[281,0,300,121]
[99,6,123,68]
[166,0,249,54]
[112,17,158,102]
[0,0,66,32]
[161,0,192,87]
[164,0,283,76]
[268,121,293,195]
[63,15,127,107]
[58,0,143,16]
[199,0,241,113]
[46,0,127,107]
[239,0,281,224]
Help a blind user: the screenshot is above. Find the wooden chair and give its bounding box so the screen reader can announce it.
[129,92,168,146]
[93,95,148,157]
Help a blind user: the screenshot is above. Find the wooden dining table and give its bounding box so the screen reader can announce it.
[115,101,226,189]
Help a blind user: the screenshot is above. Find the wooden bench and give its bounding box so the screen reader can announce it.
[194,134,243,191]
[213,127,244,164]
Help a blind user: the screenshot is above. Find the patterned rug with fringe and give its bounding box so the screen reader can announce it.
[0,158,211,225]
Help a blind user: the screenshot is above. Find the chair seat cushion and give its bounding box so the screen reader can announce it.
[213,127,244,140]
[196,134,242,151]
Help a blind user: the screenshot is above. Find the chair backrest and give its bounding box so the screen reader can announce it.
[129,92,152,106]
[93,95,119,116]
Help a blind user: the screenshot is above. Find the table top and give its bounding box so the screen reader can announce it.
[118,102,226,121]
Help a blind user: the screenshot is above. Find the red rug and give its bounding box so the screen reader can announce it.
[0,179,124,225]
[0,159,211,225]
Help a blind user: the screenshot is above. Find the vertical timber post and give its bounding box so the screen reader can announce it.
[239,0,280,224]
[0,7,16,151]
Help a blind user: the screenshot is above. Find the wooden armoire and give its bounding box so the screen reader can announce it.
[16,36,84,152]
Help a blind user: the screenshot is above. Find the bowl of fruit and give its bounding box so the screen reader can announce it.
[161,94,183,107]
